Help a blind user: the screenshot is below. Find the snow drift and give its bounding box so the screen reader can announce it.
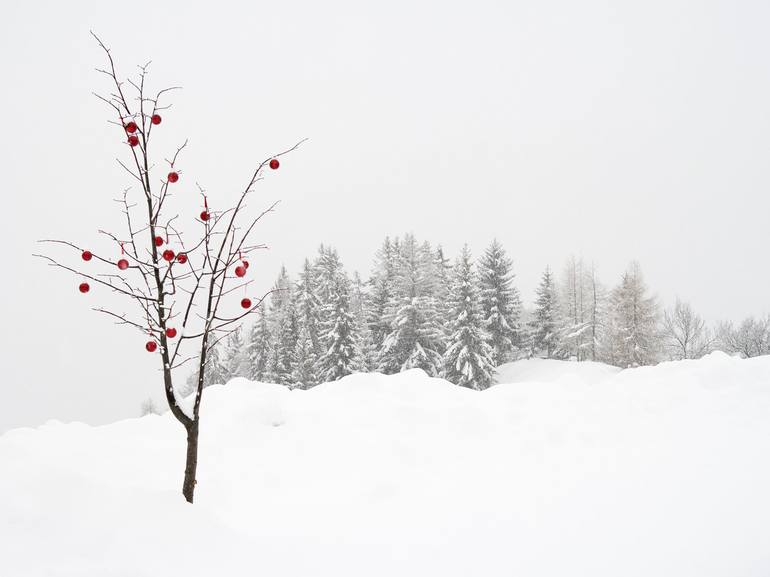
[1,352,769,576]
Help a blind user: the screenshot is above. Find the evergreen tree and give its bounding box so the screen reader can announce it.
[478,239,522,365]
[265,266,298,385]
[433,245,453,342]
[224,327,248,377]
[247,304,272,381]
[292,322,318,388]
[529,266,564,358]
[316,246,358,382]
[295,258,322,357]
[601,261,660,367]
[378,234,444,376]
[367,237,399,351]
[443,245,495,389]
[202,339,228,387]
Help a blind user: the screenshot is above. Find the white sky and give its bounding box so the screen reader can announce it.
[1,0,769,432]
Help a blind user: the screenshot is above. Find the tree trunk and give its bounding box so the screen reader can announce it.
[182,420,199,503]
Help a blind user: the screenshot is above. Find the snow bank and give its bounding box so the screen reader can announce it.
[2,353,769,576]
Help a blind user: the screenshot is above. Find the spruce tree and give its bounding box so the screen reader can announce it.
[265,266,298,385]
[378,234,444,376]
[295,258,322,358]
[224,327,248,378]
[443,245,495,389]
[316,246,358,382]
[202,340,229,387]
[367,237,399,351]
[529,266,564,359]
[292,322,318,388]
[247,304,272,381]
[478,239,522,365]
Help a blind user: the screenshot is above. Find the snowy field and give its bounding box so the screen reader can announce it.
[2,352,769,577]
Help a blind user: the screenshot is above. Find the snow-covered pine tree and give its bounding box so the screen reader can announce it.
[265,266,298,385]
[478,239,522,365]
[295,258,322,359]
[224,327,248,378]
[202,339,229,387]
[354,314,378,372]
[443,245,496,389]
[316,246,358,382]
[377,234,444,376]
[601,261,660,367]
[247,304,272,381]
[433,245,453,332]
[292,322,318,388]
[350,271,377,372]
[367,237,399,351]
[528,266,564,359]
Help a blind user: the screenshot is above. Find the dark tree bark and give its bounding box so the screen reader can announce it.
[35,33,304,504]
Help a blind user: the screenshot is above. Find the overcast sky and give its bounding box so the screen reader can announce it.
[1,0,768,432]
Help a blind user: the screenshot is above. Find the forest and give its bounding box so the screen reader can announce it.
[178,234,770,397]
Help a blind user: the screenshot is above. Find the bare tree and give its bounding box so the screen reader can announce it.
[661,298,714,360]
[715,316,770,358]
[35,34,304,503]
[140,397,162,416]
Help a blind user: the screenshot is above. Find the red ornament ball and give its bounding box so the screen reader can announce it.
[200,210,210,222]
[151,114,162,125]
[81,250,93,261]
[269,158,280,170]
[176,253,188,264]
[128,135,140,147]
[167,171,179,183]
[165,327,178,339]
[241,298,252,309]
[124,121,138,133]
[117,258,129,270]
[154,236,164,247]
[242,260,249,270]
[78,282,90,293]
[145,340,158,353]
[235,265,246,278]
[162,249,175,262]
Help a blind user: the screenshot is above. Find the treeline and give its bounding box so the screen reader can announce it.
[184,234,770,393]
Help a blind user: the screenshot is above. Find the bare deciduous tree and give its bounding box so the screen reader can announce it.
[715,316,770,358]
[35,34,304,503]
[661,298,714,360]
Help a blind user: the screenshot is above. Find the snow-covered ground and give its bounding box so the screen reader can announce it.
[2,352,769,576]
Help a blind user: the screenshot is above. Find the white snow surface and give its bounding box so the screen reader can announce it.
[2,352,770,576]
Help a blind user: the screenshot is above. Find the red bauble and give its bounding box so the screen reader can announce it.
[242,260,249,269]
[162,249,175,262]
[165,327,178,339]
[176,253,188,264]
[154,236,164,247]
[117,258,129,270]
[81,250,92,261]
[235,265,246,278]
[200,210,210,222]
[151,114,162,125]
[78,282,90,293]
[145,340,158,353]
[269,158,280,170]
[128,135,140,147]
[241,298,252,309]
[125,121,138,133]
[167,171,179,183]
